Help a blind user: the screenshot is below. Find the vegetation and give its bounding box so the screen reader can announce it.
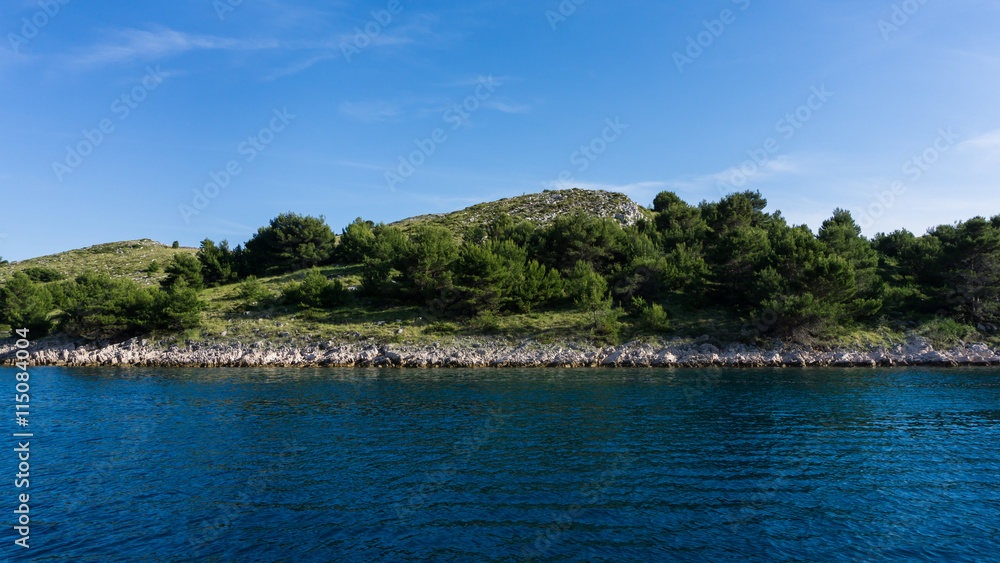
[1,271,204,340]
[3,189,1000,348]
[0,239,198,287]
[21,266,66,283]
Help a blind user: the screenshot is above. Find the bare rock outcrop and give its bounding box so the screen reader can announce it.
[3,335,999,369]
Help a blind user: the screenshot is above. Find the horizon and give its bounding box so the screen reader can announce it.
[3,1,1000,261]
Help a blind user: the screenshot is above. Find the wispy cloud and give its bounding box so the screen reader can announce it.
[958,129,1000,161]
[69,27,281,67]
[444,75,521,88]
[658,154,810,199]
[331,13,439,52]
[338,100,405,123]
[262,53,338,81]
[332,160,387,171]
[483,99,531,114]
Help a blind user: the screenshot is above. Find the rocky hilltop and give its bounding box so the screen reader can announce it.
[4,335,999,368]
[391,188,651,236]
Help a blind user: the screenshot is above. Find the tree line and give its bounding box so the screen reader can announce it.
[3,190,1000,342]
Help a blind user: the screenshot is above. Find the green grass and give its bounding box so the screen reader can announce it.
[0,239,197,287]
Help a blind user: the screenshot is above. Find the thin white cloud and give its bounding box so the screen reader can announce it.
[658,154,808,201]
[70,28,281,67]
[332,160,387,171]
[444,75,521,88]
[483,100,531,114]
[262,53,338,81]
[338,100,404,123]
[958,129,1000,161]
[331,13,438,52]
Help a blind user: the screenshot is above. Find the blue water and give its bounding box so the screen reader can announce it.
[2,367,999,562]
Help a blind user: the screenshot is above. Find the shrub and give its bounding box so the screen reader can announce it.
[151,279,206,332]
[237,276,270,305]
[282,269,346,308]
[162,254,204,290]
[426,321,458,335]
[639,301,672,332]
[21,267,66,283]
[472,310,503,333]
[59,274,156,340]
[172,241,180,249]
[243,212,336,275]
[147,260,161,274]
[593,306,624,344]
[919,317,975,347]
[58,273,205,340]
[567,260,609,325]
[0,272,54,337]
[338,218,376,264]
[197,239,237,287]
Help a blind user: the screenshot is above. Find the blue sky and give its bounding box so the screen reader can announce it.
[2,0,1000,261]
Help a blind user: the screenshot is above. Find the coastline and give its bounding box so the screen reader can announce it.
[3,335,999,368]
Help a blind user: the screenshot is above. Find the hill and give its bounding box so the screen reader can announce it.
[0,239,198,286]
[390,188,652,236]
[3,187,998,354]
[1,190,650,280]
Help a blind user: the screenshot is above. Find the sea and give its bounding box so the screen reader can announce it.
[2,366,998,562]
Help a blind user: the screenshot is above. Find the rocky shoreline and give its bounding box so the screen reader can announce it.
[3,334,1000,368]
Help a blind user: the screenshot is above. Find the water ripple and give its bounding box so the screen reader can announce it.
[2,366,998,562]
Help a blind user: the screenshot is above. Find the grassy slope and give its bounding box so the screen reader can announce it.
[0,239,198,287]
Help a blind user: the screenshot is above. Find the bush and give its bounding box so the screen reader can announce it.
[21,267,66,283]
[632,297,672,332]
[472,310,503,333]
[162,254,204,290]
[243,212,336,275]
[172,241,180,249]
[59,274,155,340]
[0,272,54,337]
[338,218,376,264]
[426,321,458,335]
[147,260,161,274]
[640,302,672,332]
[197,239,237,287]
[151,279,206,332]
[919,317,975,347]
[567,261,609,325]
[237,276,271,306]
[58,273,205,340]
[282,269,346,308]
[593,306,624,344]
